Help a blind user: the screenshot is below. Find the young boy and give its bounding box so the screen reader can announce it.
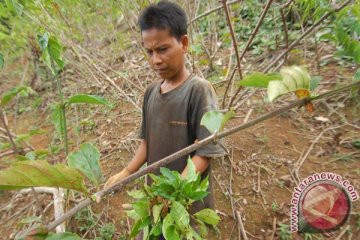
[104,0,224,231]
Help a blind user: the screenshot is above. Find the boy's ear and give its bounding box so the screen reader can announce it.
[180,35,189,52]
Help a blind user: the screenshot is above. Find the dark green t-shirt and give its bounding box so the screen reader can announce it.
[140,75,225,209]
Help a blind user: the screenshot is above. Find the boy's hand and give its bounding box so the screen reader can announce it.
[104,168,131,189]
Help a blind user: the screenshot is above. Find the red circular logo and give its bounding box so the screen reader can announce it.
[300,181,351,231]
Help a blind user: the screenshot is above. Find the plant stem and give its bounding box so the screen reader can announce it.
[221,0,243,110]
[49,53,69,156]
[36,81,360,233]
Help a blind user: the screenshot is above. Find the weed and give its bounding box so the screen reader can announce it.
[271,201,281,212]
[278,223,291,240]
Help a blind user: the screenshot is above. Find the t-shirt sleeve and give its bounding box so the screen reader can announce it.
[192,80,226,158]
[139,85,152,139]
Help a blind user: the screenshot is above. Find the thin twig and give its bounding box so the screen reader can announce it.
[225,0,273,108]
[221,0,244,109]
[188,0,242,25]
[236,211,248,240]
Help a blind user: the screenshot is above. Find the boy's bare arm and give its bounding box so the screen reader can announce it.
[104,139,147,189]
[181,155,210,178]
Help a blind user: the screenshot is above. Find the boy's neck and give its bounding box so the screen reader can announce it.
[161,68,190,94]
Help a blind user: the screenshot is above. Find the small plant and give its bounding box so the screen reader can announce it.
[96,223,116,240]
[271,201,281,212]
[278,223,291,240]
[126,159,219,239]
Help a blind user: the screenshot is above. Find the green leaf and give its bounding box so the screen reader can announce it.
[129,217,151,237]
[48,36,65,70]
[50,104,66,141]
[162,214,180,240]
[127,189,147,199]
[194,208,220,225]
[67,94,110,106]
[159,167,178,185]
[37,32,49,51]
[354,68,360,81]
[38,33,64,74]
[195,219,208,238]
[133,200,149,219]
[186,157,197,182]
[352,139,360,149]
[310,76,322,91]
[171,201,190,230]
[126,209,141,221]
[0,86,32,107]
[200,111,223,134]
[238,72,281,88]
[46,232,81,240]
[200,109,234,134]
[0,53,4,69]
[222,108,235,129]
[152,203,164,223]
[67,143,103,186]
[5,0,23,15]
[0,160,87,193]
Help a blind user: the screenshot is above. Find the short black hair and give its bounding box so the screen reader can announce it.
[138,0,187,40]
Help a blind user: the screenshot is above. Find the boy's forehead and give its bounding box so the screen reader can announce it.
[141,28,176,46]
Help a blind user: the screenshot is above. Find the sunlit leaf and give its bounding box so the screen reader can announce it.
[0,160,87,193]
[67,143,103,186]
[186,157,197,182]
[171,201,189,230]
[38,32,64,74]
[200,111,223,134]
[67,94,110,106]
[238,72,281,88]
[267,66,311,102]
[127,189,147,199]
[194,208,220,225]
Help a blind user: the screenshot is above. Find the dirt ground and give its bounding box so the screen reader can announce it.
[0,55,359,239]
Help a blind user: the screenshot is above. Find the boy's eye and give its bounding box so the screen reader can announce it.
[146,50,153,56]
[158,48,167,52]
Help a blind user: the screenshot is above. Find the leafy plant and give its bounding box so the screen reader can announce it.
[126,159,219,239]
[96,223,116,240]
[278,223,291,240]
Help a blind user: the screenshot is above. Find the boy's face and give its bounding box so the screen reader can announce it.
[142,28,188,81]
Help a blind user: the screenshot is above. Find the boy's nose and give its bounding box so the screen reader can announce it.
[151,52,162,65]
